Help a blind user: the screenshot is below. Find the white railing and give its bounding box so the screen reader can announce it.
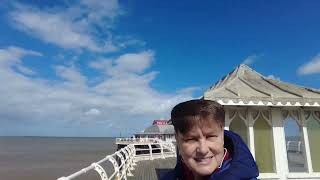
[161,142,176,154]
[116,137,160,144]
[133,142,176,161]
[286,140,302,153]
[57,139,176,180]
[57,144,136,180]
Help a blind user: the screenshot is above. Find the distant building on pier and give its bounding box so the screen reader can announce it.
[134,120,175,141]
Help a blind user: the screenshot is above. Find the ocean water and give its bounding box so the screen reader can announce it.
[0,137,117,180]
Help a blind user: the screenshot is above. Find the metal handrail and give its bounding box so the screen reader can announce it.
[286,140,303,153]
[57,139,176,180]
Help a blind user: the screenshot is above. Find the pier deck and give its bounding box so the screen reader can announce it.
[128,157,176,180]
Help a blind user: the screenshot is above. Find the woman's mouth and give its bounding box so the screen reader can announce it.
[194,156,213,165]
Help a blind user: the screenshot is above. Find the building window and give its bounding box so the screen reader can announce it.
[306,111,320,172]
[229,113,248,145]
[253,111,276,173]
[284,111,307,172]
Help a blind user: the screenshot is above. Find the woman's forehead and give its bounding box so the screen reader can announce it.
[179,121,222,136]
[196,118,221,129]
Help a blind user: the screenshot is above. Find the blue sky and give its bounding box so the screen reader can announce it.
[1,0,320,137]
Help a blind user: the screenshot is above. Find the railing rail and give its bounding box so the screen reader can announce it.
[57,139,176,180]
[115,137,161,144]
[286,140,303,153]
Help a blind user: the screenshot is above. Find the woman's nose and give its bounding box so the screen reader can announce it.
[197,139,209,154]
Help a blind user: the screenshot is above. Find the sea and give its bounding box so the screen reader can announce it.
[0,136,117,180]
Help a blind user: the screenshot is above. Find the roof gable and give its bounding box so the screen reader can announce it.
[204,64,320,107]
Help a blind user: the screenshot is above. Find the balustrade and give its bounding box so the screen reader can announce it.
[57,139,176,180]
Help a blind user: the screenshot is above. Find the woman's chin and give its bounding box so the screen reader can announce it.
[193,166,216,177]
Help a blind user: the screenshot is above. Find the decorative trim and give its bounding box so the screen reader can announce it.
[304,111,312,121]
[283,110,302,126]
[229,109,248,127]
[217,99,320,107]
[252,110,272,127]
[312,111,320,122]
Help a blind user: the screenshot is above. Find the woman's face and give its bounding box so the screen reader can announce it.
[176,120,224,178]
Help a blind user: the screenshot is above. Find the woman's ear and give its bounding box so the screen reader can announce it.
[221,128,224,146]
[175,132,181,155]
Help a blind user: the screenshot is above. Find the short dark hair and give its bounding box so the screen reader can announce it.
[171,99,225,134]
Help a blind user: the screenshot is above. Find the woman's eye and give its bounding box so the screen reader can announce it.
[207,135,217,139]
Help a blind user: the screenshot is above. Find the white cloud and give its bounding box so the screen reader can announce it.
[54,65,87,89]
[8,0,139,53]
[10,6,101,51]
[0,46,42,69]
[1,1,188,136]
[0,46,41,63]
[298,54,320,75]
[0,46,195,136]
[16,65,36,75]
[89,58,113,70]
[115,36,146,48]
[177,87,201,94]
[89,50,154,76]
[110,51,155,75]
[78,0,121,22]
[266,74,280,81]
[85,108,101,116]
[242,54,260,65]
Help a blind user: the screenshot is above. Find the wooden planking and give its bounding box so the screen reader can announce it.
[128,157,176,180]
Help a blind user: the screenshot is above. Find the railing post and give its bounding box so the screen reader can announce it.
[107,155,120,180]
[130,145,137,166]
[148,144,153,160]
[159,143,165,159]
[116,152,127,180]
[122,148,133,177]
[287,141,291,151]
[171,143,177,157]
[92,162,108,180]
[126,146,135,171]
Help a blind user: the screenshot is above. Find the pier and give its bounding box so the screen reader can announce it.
[57,138,177,180]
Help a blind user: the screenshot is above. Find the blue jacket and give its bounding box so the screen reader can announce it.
[161,130,259,180]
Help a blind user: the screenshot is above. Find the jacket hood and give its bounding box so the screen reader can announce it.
[209,130,259,180]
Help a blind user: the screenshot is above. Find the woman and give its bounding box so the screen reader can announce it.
[162,99,259,180]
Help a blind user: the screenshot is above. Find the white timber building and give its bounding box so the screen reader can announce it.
[204,64,320,180]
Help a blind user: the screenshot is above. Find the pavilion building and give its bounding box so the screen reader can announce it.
[134,120,175,141]
[204,64,320,179]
